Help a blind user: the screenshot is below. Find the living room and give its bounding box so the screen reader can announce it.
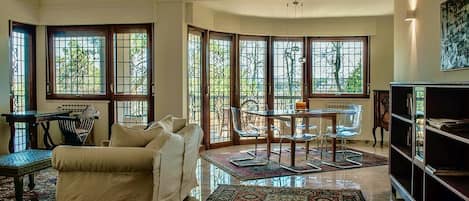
[0,0,468,201]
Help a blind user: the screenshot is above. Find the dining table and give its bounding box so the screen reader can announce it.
[243,108,355,167]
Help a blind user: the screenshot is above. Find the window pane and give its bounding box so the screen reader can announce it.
[239,38,267,137]
[54,35,106,95]
[188,32,202,125]
[311,40,364,94]
[11,30,29,152]
[114,32,148,95]
[273,40,303,110]
[209,37,231,144]
[115,101,148,126]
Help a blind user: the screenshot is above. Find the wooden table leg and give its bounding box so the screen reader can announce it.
[41,122,55,149]
[28,174,35,190]
[14,176,24,201]
[8,122,15,153]
[332,116,337,162]
[373,126,377,147]
[267,118,272,160]
[290,116,296,167]
[29,123,38,149]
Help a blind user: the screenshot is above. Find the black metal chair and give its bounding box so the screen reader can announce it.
[57,105,100,146]
[229,107,268,167]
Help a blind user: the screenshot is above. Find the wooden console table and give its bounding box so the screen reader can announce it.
[2,111,71,153]
[372,90,390,147]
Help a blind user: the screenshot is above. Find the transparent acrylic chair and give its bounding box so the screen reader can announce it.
[322,104,363,169]
[277,119,322,173]
[229,107,269,167]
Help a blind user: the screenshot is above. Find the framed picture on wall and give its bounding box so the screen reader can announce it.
[440,0,468,71]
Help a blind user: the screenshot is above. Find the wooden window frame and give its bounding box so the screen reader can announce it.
[308,36,370,99]
[187,25,372,149]
[46,24,154,101]
[10,21,37,112]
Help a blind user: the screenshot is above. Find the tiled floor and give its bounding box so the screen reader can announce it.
[191,142,390,201]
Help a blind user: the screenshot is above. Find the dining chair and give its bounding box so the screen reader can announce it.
[277,120,322,173]
[322,104,363,169]
[229,107,268,167]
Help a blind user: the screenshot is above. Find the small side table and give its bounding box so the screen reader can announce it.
[0,149,52,201]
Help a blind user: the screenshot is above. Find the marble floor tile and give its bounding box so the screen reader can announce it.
[191,142,390,201]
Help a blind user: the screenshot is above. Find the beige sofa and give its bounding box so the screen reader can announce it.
[52,117,203,201]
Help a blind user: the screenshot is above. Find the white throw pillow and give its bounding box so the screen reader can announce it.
[110,124,163,147]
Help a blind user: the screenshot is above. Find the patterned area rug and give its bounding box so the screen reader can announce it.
[0,168,56,201]
[201,147,388,180]
[207,185,366,201]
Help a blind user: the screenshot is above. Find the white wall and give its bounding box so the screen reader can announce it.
[394,0,469,81]
[187,4,395,142]
[0,0,39,114]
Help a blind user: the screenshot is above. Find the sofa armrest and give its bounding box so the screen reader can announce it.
[52,146,154,172]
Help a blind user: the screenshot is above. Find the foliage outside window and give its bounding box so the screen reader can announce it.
[208,36,232,144]
[311,37,368,97]
[273,40,303,109]
[47,25,154,126]
[53,35,106,95]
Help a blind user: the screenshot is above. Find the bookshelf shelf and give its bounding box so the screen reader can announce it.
[426,126,469,145]
[390,83,469,201]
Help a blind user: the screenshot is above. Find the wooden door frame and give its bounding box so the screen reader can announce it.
[9,21,37,112]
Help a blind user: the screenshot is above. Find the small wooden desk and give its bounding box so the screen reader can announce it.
[244,109,354,166]
[2,111,71,153]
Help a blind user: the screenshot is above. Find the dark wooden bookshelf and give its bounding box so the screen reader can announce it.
[390,83,469,201]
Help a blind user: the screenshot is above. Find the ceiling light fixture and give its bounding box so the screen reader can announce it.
[286,0,306,64]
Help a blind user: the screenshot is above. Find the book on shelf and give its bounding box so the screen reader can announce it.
[406,93,413,117]
[427,118,469,129]
[426,165,469,176]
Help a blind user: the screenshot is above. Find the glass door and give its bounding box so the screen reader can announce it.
[187,31,203,125]
[239,37,268,140]
[10,22,36,152]
[208,34,233,145]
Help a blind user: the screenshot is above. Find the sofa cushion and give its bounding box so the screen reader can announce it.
[149,115,187,132]
[145,128,172,151]
[110,124,163,147]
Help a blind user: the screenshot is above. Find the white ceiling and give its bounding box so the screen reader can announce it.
[192,0,394,18]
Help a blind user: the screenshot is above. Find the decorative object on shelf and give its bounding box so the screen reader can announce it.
[440,0,469,71]
[406,93,413,117]
[207,185,366,201]
[295,101,307,110]
[372,90,390,147]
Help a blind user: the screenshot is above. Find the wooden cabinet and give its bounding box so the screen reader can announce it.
[373,90,390,147]
[390,82,469,201]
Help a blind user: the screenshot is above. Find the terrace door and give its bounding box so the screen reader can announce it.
[238,37,268,141]
[9,22,36,152]
[208,34,234,147]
